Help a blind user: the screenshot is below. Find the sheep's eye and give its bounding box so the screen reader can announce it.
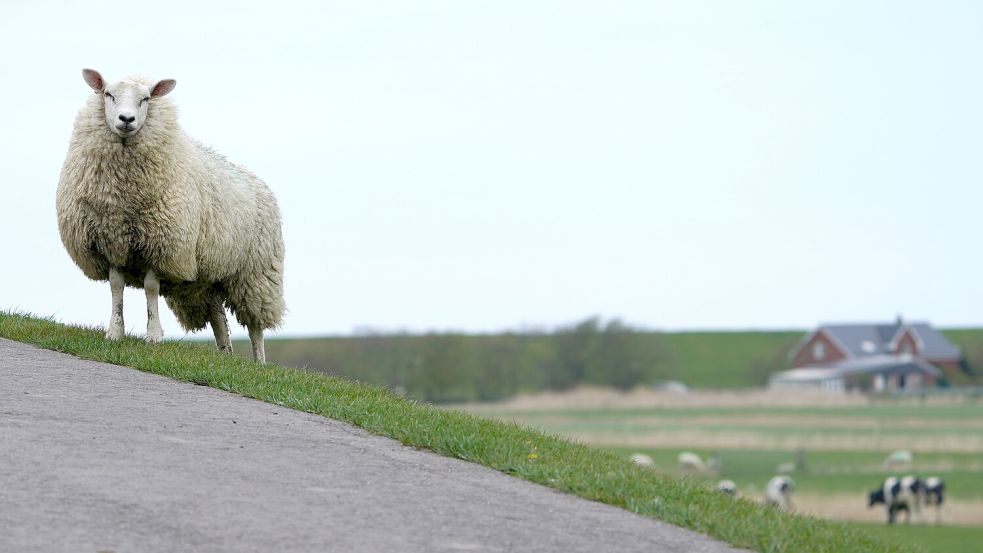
[140,97,150,105]
[104,92,115,101]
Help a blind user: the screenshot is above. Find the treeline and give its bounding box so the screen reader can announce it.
[235,322,979,402]
[255,318,683,403]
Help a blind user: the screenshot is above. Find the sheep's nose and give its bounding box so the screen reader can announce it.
[118,114,136,124]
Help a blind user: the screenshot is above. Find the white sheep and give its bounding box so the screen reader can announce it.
[765,475,794,511]
[775,461,796,475]
[883,449,914,470]
[716,479,737,496]
[56,69,285,361]
[677,451,706,474]
[629,453,656,468]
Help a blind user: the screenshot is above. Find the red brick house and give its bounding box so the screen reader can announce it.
[770,318,962,392]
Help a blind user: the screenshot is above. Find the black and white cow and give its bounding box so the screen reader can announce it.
[868,476,914,524]
[923,477,945,525]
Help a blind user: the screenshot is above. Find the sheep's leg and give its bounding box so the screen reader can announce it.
[144,270,164,344]
[248,326,265,363]
[106,267,125,341]
[209,299,233,354]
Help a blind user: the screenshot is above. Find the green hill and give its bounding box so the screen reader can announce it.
[230,325,979,402]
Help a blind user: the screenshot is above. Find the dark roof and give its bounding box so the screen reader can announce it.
[815,321,961,361]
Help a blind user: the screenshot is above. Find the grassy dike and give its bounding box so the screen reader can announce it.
[0,311,911,553]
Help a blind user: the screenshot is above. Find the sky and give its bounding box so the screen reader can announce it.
[1,1,981,337]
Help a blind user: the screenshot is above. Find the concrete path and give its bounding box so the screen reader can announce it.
[0,338,747,553]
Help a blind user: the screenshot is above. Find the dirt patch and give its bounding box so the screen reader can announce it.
[568,430,983,453]
[610,414,983,430]
[461,386,976,411]
[791,493,983,527]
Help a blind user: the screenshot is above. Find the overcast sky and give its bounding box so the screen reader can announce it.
[2,1,981,337]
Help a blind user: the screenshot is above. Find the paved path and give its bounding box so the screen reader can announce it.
[0,338,747,553]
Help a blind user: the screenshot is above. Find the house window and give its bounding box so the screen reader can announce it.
[900,341,913,355]
[813,342,825,361]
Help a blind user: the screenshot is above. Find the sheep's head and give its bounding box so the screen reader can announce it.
[82,69,176,139]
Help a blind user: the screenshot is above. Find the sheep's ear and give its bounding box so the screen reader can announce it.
[82,68,104,93]
[151,79,177,98]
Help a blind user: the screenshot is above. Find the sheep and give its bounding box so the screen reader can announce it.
[629,453,656,468]
[705,451,723,475]
[883,449,914,470]
[764,475,794,511]
[56,69,284,361]
[775,461,796,475]
[716,479,737,496]
[677,451,706,474]
[923,476,945,525]
[868,476,915,524]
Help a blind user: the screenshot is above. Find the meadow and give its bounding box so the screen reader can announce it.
[462,389,983,553]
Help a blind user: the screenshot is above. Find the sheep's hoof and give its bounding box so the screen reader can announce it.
[105,327,124,341]
[145,333,164,344]
[218,345,234,355]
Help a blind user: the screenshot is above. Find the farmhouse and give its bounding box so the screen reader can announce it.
[769,318,962,392]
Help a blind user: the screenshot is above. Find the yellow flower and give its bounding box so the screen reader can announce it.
[528,453,539,460]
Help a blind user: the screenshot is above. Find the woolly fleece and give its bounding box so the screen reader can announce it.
[56,76,285,333]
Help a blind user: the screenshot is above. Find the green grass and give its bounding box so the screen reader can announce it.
[653,330,804,388]
[849,523,983,553]
[0,310,911,553]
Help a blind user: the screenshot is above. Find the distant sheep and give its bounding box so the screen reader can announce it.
[869,476,914,524]
[765,475,794,511]
[776,461,796,475]
[629,453,656,468]
[677,451,706,474]
[56,69,285,361]
[705,451,722,475]
[716,479,737,496]
[882,450,914,471]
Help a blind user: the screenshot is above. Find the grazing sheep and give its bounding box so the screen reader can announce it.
[677,451,706,474]
[716,479,737,496]
[56,69,285,361]
[923,477,945,525]
[776,461,796,475]
[869,476,914,524]
[883,449,914,470]
[629,453,656,468]
[765,475,794,511]
[706,451,722,475]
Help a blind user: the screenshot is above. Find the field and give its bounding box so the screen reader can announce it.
[462,388,983,552]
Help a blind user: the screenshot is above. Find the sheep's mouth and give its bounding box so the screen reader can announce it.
[114,124,138,137]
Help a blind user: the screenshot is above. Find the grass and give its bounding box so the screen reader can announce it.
[849,523,983,553]
[0,310,912,553]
